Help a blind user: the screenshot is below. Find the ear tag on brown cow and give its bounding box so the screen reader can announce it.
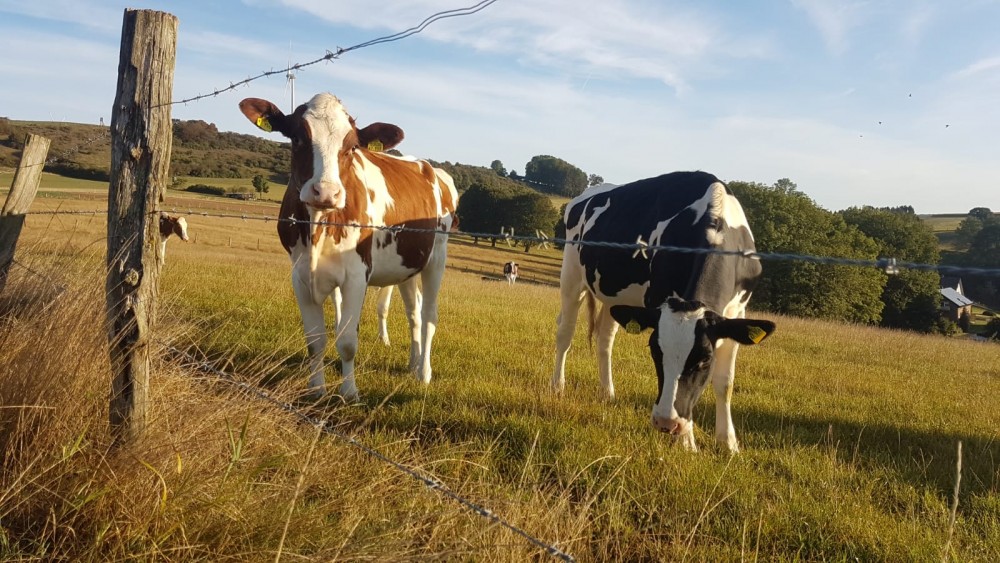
[747,325,767,344]
[625,320,641,334]
[256,117,272,132]
[366,140,384,152]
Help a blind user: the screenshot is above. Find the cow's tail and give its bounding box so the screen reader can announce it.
[585,291,597,350]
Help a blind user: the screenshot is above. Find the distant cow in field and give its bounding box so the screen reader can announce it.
[503,261,518,285]
[158,212,189,264]
[551,171,776,452]
[240,93,458,400]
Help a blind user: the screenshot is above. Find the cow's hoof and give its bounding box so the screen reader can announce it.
[676,431,699,452]
[416,369,432,385]
[716,434,740,454]
[304,386,326,402]
[337,385,360,404]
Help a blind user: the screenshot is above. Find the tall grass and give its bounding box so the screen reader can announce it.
[2,200,998,561]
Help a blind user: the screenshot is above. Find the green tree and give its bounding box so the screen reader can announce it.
[588,173,604,187]
[524,155,587,197]
[969,207,994,221]
[252,174,270,195]
[955,216,984,250]
[728,179,885,323]
[490,159,506,177]
[456,181,558,252]
[841,206,941,332]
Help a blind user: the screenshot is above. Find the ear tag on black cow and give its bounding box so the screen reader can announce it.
[747,325,767,344]
[625,320,641,334]
[255,117,272,132]
[367,140,384,152]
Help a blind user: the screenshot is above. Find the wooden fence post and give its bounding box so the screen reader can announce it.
[106,9,177,444]
[0,134,52,294]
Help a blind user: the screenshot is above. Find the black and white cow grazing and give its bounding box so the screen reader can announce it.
[551,171,776,452]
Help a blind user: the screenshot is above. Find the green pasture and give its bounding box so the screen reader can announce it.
[2,192,997,561]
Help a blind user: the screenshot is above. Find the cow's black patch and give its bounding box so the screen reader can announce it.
[569,171,761,313]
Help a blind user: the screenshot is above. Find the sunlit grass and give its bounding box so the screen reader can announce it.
[1,193,998,561]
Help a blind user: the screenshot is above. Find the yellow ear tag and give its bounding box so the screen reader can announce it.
[625,320,641,334]
[255,116,272,132]
[747,325,767,344]
[366,140,384,152]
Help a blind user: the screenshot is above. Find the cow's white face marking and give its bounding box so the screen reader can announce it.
[652,305,705,425]
[174,217,189,241]
[300,93,355,210]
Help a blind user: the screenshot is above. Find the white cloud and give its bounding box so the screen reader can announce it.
[791,0,866,55]
[950,56,1000,80]
[0,0,122,34]
[267,0,771,94]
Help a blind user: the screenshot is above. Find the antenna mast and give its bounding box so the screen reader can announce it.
[285,42,296,110]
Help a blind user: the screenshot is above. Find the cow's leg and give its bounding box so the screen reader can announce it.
[292,269,328,396]
[376,285,393,347]
[416,245,447,385]
[334,279,367,402]
[594,303,619,399]
[398,277,422,372]
[711,338,741,453]
[551,286,585,394]
[331,286,343,332]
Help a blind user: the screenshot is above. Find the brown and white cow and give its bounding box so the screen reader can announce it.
[503,261,518,285]
[158,212,189,264]
[239,93,458,400]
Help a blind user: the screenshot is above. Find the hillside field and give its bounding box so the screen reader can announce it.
[1,189,998,561]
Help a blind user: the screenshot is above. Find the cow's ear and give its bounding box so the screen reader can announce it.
[239,98,292,137]
[707,318,776,345]
[610,305,660,334]
[358,122,404,152]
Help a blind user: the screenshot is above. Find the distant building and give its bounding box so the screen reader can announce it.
[940,276,964,295]
[939,286,974,323]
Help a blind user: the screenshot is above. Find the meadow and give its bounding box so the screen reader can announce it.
[1,191,998,561]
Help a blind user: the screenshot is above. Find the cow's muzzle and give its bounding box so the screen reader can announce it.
[302,181,345,210]
[652,415,690,436]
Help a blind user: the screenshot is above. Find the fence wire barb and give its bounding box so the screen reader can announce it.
[167,0,498,107]
[17,206,1000,278]
[165,345,576,562]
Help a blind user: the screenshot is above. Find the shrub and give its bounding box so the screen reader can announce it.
[185,184,226,196]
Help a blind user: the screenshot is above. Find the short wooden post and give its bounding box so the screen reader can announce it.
[106,9,177,444]
[0,134,52,294]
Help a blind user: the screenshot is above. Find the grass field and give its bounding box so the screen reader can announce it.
[1,191,998,561]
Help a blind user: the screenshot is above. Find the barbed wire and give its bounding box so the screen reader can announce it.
[45,128,111,166]
[16,206,1000,278]
[168,0,498,107]
[164,344,576,562]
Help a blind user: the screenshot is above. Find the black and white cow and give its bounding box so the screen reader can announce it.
[551,171,776,452]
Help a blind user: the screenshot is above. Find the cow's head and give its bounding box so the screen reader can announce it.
[610,298,775,439]
[238,93,404,211]
[159,213,189,242]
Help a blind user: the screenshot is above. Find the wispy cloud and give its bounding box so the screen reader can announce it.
[270,0,771,94]
[0,0,121,34]
[791,0,866,55]
[950,56,1000,80]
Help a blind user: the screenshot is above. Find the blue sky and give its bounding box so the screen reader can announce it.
[1,0,998,214]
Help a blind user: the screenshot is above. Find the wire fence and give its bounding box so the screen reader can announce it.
[166,344,576,562]
[167,0,499,108]
[16,206,1000,279]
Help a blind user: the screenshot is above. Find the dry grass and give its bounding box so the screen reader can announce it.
[2,192,999,561]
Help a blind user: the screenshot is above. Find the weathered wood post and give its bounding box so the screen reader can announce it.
[0,134,51,294]
[106,9,177,444]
